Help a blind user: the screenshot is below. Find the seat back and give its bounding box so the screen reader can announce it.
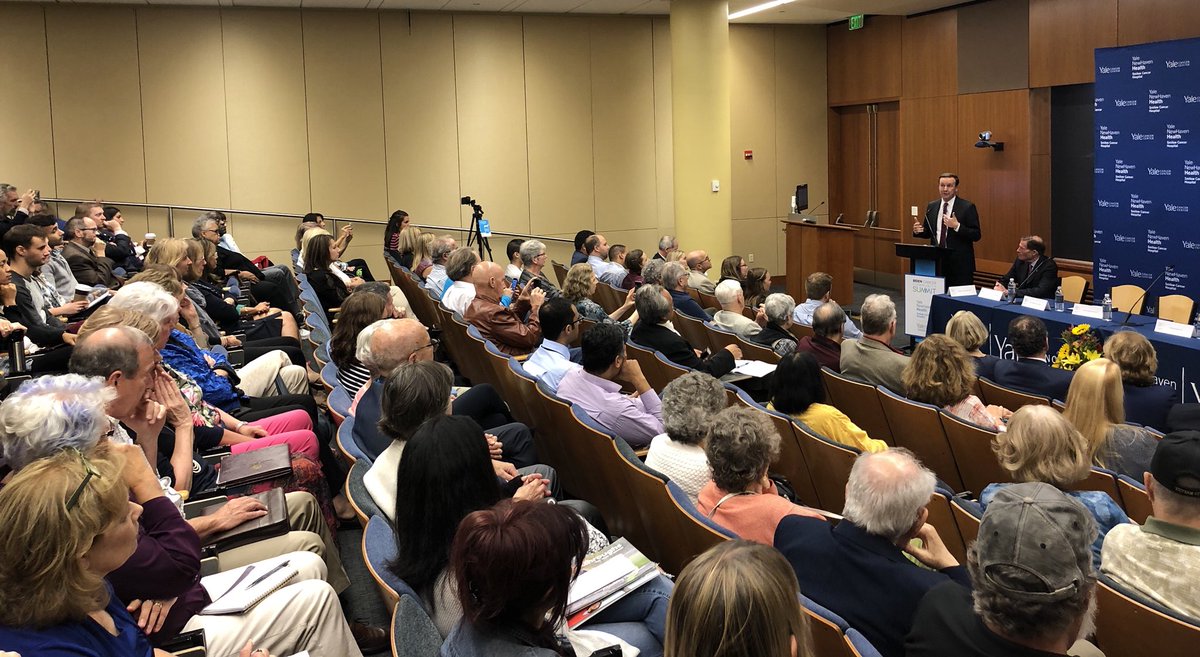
[1059,275,1088,304]
[363,515,404,609]
[978,377,1051,410]
[578,316,599,337]
[732,390,820,507]
[821,368,895,445]
[319,361,338,393]
[390,595,443,657]
[1116,474,1153,524]
[531,383,587,495]
[1158,294,1194,324]
[793,420,860,512]
[673,312,711,352]
[564,406,654,550]
[336,416,369,464]
[346,460,383,527]
[877,388,964,491]
[949,495,983,547]
[939,410,1009,495]
[659,480,737,574]
[327,386,353,425]
[705,322,741,352]
[1111,284,1147,314]
[802,596,858,657]
[926,488,969,564]
[696,289,719,311]
[736,335,781,363]
[551,260,568,286]
[592,283,624,314]
[624,340,667,389]
[1095,576,1200,657]
[789,323,815,342]
[480,341,530,426]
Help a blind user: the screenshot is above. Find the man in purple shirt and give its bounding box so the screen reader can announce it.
[556,322,663,448]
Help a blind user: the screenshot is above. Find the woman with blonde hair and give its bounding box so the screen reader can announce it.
[1103,330,1178,431]
[945,310,1000,381]
[561,263,636,334]
[1062,357,1159,478]
[984,404,1131,566]
[398,227,434,278]
[143,237,192,274]
[902,334,1010,431]
[664,540,812,657]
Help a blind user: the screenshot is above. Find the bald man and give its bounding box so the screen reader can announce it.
[464,261,545,356]
[686,250,716,295]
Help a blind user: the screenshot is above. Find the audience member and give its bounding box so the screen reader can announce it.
[986,405,1131,566]
[770,352,887,453]
[1103,330,1177,431]
[63,208,119,288]
[195,212,301,318]
[659,260,708,320]
[302,232,363,318]
[26,211,82,301]
[749,292,799,357]
[398,226,433,276]
[383,209,411,265]
[100,204,142,274]
[3,223,77,351]
[516,238,562,299]
[644,372,726,503]
[424,235,456,296]
[685,250,716,295]
[991,315,1075,401]
[792,272,861,339]
[620,248,645,290]
[906,483,1101,657]
[711,278,763,339]
[522,297,582,392]
[0,184,34,229]
[776,449,968,657]
[1101,431,1200,619]
[440,246,480,316]
[993,235,1059,300]
[630,284,738,377]
[653,234,677,261]
[562,263,635,334]
[742,266,771,309]
[604,243,629,287]
[557,322,664,449]
[504,237,524,281]
[718,255,747,284]
[946,309,1000,381]
[641,258,665,287]
[839,294,908,392]
[903,334,1010,431]
[304,212,367,278]
[795,301,844,370]
[329,291,390,397]
[571,229,594,266]
[697,407,824,543]
[584,233,626,286]
[464,260,545,356]
[1063,357,1158,479]
[664,540,812,657]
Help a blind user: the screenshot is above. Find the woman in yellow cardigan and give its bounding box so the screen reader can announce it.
[768,352,888,453]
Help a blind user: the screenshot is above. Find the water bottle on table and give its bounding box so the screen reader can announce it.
[1054,286,1064,312]
[1102,293,1112,321]
[1007,278,1017,304]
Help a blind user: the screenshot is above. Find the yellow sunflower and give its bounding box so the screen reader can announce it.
[1071,324,1090,336]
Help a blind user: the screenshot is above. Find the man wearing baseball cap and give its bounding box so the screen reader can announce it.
[907,482,1102,656]
[1101,430,1200,619]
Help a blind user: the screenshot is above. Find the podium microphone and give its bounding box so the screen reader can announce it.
[1120,265,1172,326]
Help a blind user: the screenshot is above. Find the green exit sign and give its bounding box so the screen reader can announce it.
[849,14,864,30]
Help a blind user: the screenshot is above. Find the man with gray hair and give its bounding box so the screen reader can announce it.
[516,238,561,298]
[793,271,861,339]
[641,258,666,287]
[630,284,738,377]
[653,235,677,261]
[440,247,479,315]
[195,211,302,317]
[660,260,708,320]
[711,278,764,339]
[776,448,969,657]
[0,183,35,232]
[423,235,456,297]
[840,293,908,392]
[748,292,799,357]
[796,301,846,372]
[907,482,1101,657]
[63,214,118,288]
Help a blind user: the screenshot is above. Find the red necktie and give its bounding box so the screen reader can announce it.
[939,201,949,245]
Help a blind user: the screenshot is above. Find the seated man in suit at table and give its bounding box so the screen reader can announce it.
[840,294,909,393]
[991,315,1075,401]
[992,235,1059,300]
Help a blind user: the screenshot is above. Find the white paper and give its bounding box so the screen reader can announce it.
[1021,296,1049,311]
[569,555,637,607]
[978,288,1004,302]
[732,360,777,378]
[949,285,977,297]
[1072,304,1105,319]
[1154,318,1195,338]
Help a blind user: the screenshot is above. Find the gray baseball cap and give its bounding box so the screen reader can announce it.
[975,482,1097,602]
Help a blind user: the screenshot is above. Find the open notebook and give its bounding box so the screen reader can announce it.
[199,559,299,615]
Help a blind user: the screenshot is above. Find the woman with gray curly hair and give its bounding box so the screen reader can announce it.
[644,372,727,504]
[697,407,824,543]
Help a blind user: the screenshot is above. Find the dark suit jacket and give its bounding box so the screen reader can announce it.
[1124,382,1178,432]
[991,357,1075,402]
[63,241,117,288]
[913,196,981,287]
[630,322,735,378]
[775,517,971,657]
[668,288,708,321]
[998,256,1059,300]
[972,354,1000,382]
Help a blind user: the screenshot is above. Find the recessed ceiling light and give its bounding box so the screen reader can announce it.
[728,0,795,20]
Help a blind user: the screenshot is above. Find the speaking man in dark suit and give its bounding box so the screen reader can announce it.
[992,235,1059,300]
[992,315,1075,401]
[911,173,981,287]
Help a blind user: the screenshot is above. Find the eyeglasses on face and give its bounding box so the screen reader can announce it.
[416,337,441,353]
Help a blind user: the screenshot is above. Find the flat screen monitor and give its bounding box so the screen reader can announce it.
[794,184,808,212]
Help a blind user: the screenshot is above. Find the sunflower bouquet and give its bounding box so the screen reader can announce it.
[1052,323,1102,371]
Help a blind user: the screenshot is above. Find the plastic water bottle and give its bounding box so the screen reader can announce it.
[1054,286,1064,312]
[1102,293,1113,321]
[1193,312,1200,338]
[1007,278,1017,304]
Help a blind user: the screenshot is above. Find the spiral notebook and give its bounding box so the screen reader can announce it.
[199,560,299,615]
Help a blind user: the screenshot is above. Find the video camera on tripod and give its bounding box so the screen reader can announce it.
[460,196,493,261]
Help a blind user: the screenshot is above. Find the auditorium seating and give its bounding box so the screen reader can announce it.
[363,515,405,609]
[821,368,895,445]
[939,410,1010,495]
[925,488,969,564]
[1094,575,1200,657]
[346,461,383,526]
[1116,474,1153,524]
[977,377,1051,410]
[803,595,885,657]
[390,596,442,657]
[877,387,965,491]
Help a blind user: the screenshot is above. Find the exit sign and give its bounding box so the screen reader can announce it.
[849,14,864,30]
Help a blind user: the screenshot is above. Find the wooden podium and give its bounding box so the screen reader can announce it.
[781,218,856,305]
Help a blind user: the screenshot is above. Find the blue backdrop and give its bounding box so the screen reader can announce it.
[1093,37,1200,303]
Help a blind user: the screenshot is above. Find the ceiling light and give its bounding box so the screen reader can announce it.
[728,0,796,20]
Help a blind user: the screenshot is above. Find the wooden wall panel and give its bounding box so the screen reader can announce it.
[775,24,828,274]
[380,12,461,227]
[0,5,55,195]
[957,90,1031,264]
[652,18,675,237]
[1029,0,1117,87]
[524,16,594,236]
[957,0,1029,94]
[454,14,530,235]
[827,15,902,106]
[591,18,657,236]
[138,8,230,208]
[1118,0,1200,45]
[303,11,388,221]
[731,25,777,222]
[899,95,959,245]
[46,6,146,202]
[902,11,957,99]
[223,9,310,216]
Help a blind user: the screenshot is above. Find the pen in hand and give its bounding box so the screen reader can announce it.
[246,560,289,588]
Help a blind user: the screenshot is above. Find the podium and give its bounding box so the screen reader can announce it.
[782,218,856,305]
[895,243,951,278]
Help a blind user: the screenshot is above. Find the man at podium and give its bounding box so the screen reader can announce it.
[911,173,981,287]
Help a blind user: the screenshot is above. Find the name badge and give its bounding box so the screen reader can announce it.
[977,288,1004,302]
[949,285,977,297]
[1021,296,1049,311]
[1072,304,1104,319]
[1154,319,1194,338]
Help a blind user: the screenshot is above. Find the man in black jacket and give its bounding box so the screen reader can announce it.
[911,173,981,287]
[993,235,1059,300]
[2,225,76,350]
[193,211,302,317]
[628,284,738,378]
[991,315,1075,401]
